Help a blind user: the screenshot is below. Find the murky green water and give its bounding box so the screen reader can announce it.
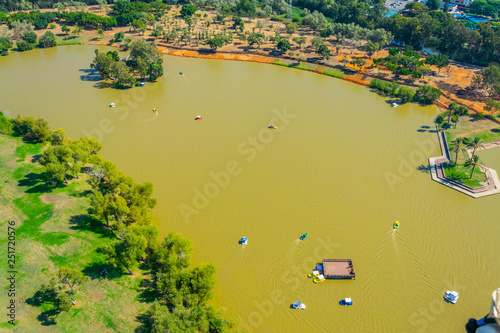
[1,46,499,332]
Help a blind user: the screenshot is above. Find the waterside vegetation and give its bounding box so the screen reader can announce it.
[0,112,233,332]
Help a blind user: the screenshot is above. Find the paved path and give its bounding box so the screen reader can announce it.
[428,131,500,198]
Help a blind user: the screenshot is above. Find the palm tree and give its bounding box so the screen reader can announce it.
[446,102,457,128]
[450,137,465,166]
[466,136,484,162]
[464,154,481,179]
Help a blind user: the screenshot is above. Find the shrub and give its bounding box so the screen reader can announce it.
[435,113,445,124]
[16,40,34,52]
[415,85,442,104]
[49,23,56,29]
[386,62,399,72]
[39,31,57,48]
[389,47,400,56]
[397,86,415,102]
[411,71,423,78]
[22,31,38,44]
[0,36,12,55]
[399,67,410,75]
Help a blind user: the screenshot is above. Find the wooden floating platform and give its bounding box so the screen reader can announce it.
[322,259,355,279]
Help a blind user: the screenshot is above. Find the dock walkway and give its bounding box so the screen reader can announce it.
[428,130,500,198]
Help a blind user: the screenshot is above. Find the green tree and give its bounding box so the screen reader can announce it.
[480,65,500,97]
[97,28,105,39]
[285,22,298,34]
[316,44,330,60]
[104,230,147,274]
[277,39,291,52]
[247,32,264,49]
[16,40,33,52]
[415,85,442,104]
[50,129,67,146]
[91,51,116,80]
[366,42,380,58]
[72,25,83,37]
[232,16,244,32]
[56,267,89,295]
[0,37,13,55]
[427,0,441,10]
[446,101,457,128]
[61,25,70,35]
[180,4,197,17]
[39,31,57,48]
[464,154,482,179]
[466,136,484,162]
[311,36,323,50]
[22,31,37,44]
[114,31,125,42]
[485,100,500,112]
[12,116,51,142]
[293,36,306,49]
[206,34,228,51]
[397,86,415,103]
[450,137,465,166]
[425,54,450,74]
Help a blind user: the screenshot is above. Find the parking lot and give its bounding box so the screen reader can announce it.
[385,0,410,12]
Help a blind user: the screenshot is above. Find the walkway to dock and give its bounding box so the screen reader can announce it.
[428,130,500,198]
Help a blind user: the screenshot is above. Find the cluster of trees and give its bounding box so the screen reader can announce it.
[14,115,232,330]
[32,267,90,317]
[291,0,500,65]
[449,135,484,179]
[469,0,500,19]
[371,78,442,104]
[91,39,163,88]
[57,10,117,28]
[435,101,469,128]
[471,64,500,97]
[0,36,13,55]
[113,0,168,27]
[372,48,451,80]
[39,136,102,183]
[370,79,416,102]
[10,115,52,142]
[5,10,56,30]
[10,29,57,52]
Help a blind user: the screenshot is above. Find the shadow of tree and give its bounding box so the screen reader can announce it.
[134,313,151,333]
[18,172,62,194]
[81,259,123,281]
[69,189,93,198]
[491,128,500,133]
[37,309,60,326]
[69,214,115,238]
[79,68,102,82]
[417,164,431,173]
[137,277,157,303]
[25,289,61,325]
[93,81,114,89]
[31,154,43,163]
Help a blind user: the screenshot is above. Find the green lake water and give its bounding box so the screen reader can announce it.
[1,46,499,332]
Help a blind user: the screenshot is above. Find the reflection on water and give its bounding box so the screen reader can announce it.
[1,46,499,332]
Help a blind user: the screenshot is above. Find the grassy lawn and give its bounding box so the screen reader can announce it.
[442,162,487,188]
[274,60,345,78]
[445,116,500,145]
[55,36,84,45]
[0,134,149,332]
